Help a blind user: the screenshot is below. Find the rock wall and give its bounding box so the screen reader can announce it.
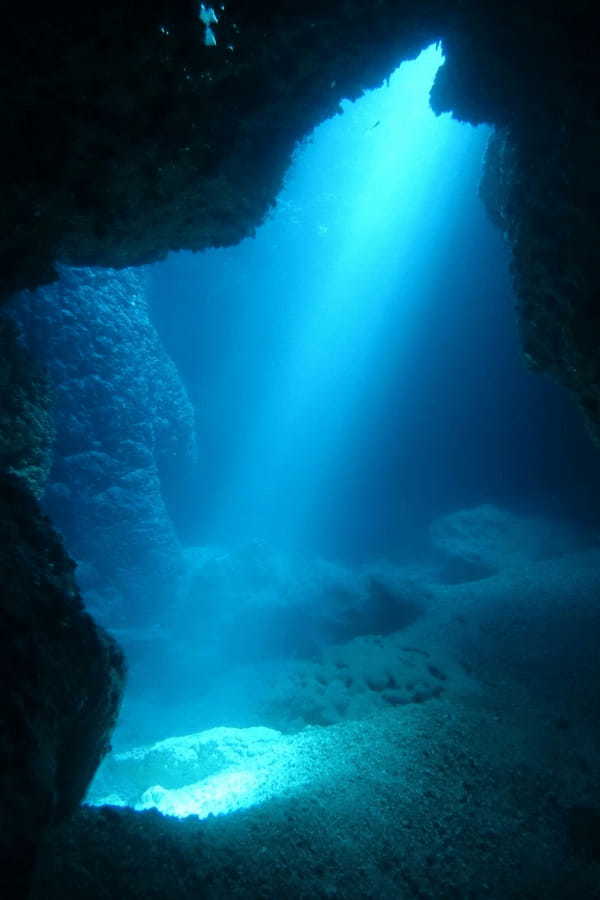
[0,317,54,497]
[0,299,125,898]
[0,2,444,299]
[479,125,600,443]
[2,2,600,896]
[10,266,196,626]
[0,474,125,897]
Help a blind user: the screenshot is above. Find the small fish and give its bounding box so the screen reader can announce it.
[199,3,218,46]
[199,4,218,26]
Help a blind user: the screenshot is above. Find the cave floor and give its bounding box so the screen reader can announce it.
[32,680,600,898]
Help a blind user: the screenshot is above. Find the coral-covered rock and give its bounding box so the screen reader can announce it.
[254,634,450,731]
[10,266,196,625]
[0,474,125,897]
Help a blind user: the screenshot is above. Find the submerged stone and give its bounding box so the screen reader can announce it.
[0,474,125,896]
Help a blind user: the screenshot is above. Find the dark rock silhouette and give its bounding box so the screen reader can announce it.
[0,474,124,896]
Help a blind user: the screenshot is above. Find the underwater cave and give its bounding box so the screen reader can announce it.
[2,3,600,898]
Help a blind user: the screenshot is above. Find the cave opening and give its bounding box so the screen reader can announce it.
[21,43,587,821]
[3,4,600,894]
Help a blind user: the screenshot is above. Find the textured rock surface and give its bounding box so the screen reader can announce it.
[0,2,442,299]
[1,1,598,450]
[115,517,600,745]
[0,474,125,897]
[90,725,287,813]
[432,8,600,443]
[0,317,54,497]
[10,266,196,625]
[479,124,600,442]
[425,548,600,720]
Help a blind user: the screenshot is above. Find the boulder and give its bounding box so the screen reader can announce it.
[0,475,125,896]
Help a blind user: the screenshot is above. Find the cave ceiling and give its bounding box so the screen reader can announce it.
[1,0,599,433]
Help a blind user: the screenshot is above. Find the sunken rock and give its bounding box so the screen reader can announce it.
[430,8,600,443]
[0,2,440,300]
[429,504,583,582]
[0,474,125,897]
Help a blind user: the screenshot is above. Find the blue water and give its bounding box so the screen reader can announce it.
[150,44,598,564]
